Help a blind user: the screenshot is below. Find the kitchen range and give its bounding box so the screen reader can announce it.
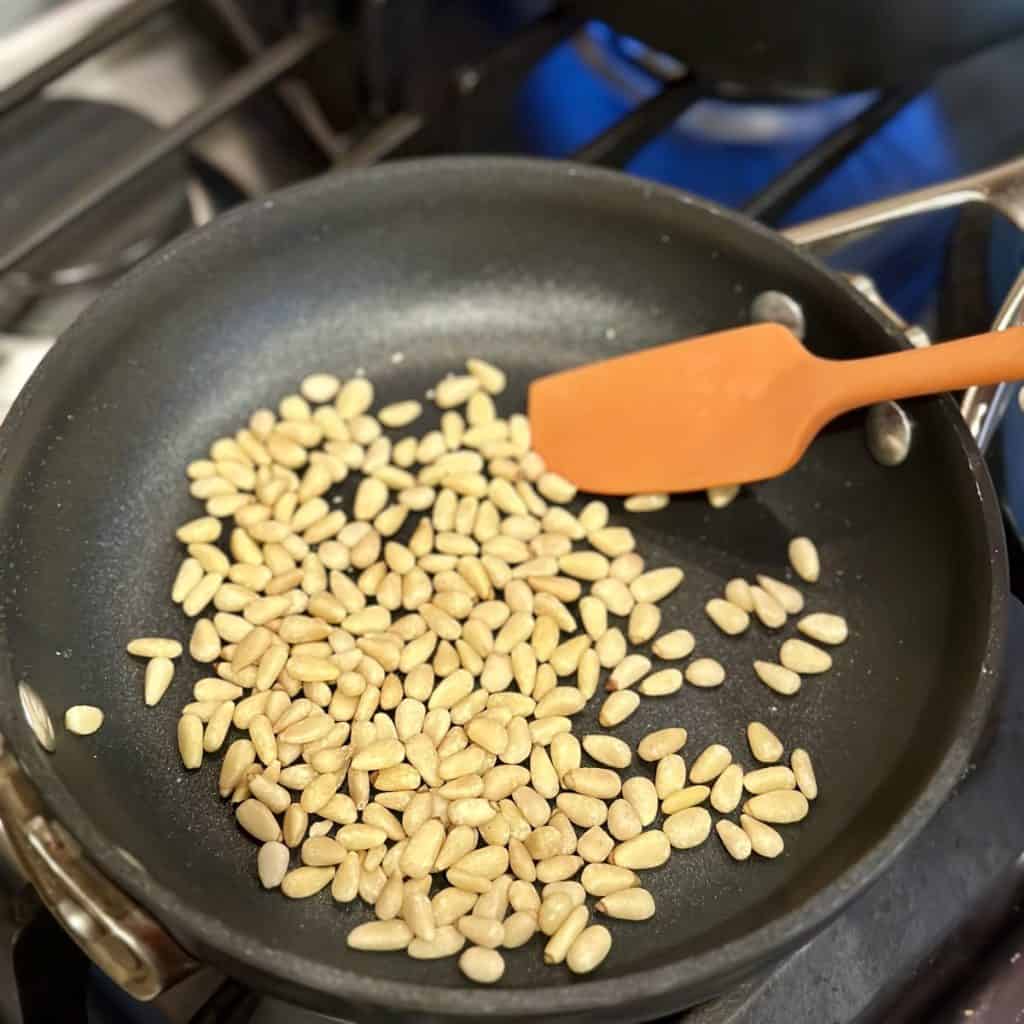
[1,4,1024,1024]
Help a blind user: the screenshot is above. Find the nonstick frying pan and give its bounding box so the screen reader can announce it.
[0,158,1008,1022]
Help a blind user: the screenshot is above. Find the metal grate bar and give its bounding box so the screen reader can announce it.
[203,0,344,160]
[0,0,183,118]
[742,85,924,225]
[0,18,334,279]
[570,75,703,167]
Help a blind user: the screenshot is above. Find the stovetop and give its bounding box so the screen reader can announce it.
[2,4,1024,1023]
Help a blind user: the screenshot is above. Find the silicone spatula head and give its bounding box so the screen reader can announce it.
[527,322,1024,495]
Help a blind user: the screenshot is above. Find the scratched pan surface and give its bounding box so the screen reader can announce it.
[0,159,1006,1022]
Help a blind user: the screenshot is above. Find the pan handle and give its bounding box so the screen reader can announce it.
[783,156,1024,451]
[0,738,198,1000]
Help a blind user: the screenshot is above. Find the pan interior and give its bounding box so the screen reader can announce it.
[0,161,996,1005]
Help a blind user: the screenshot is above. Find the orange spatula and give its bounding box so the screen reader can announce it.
[528,323,1024,495]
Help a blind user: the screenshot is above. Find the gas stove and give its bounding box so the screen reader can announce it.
[1,3,1024,1023]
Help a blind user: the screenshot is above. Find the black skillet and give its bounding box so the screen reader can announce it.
[0,158,1006,1022]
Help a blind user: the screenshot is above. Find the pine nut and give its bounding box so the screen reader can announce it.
[685,658,725,688]
[724,578,754,612]
[654,754,685,799]
[378,401,422,428]
[607,654,650,692]
[127,637,183,659]
[627,602,660,644]
[741,814,784,858]
[753,659,801,695]
[459,945,505,983]
[791,748,818,799]
[595,887,654,920]
[408,924,466,959]
[64,705,103,736]
[661,785,710,814]
[780,638,832,674]
[544,904,588,964]
[502,910,537,948]
[716,820,752,861]
[578,826,615,863]
[624,493,668,512]
[750,590,786,637]
[620,776,658,826]
[747,721,784,763]
[610,830,670,869]
[556,793,607,829]
[664,806,712,849]
[630,567,683,603]
[582,734,632,769]
[566,924,612,975]
[177,714,203,768]
[236,798,280,842]
[257,841,289,889]
[744,790,809,823]
[689,744,731,784]
[650,629,694,660]
[638,668,683,697]
[581,862,638,898]
[757,574,804,614]
[637,727,687,762]
[710,764,744,813]
[591,578,634,616]
[788,536,820,583]
[798,612,848,645]
[564,767,621,799]
[144,657,175,706]
[348,919,413,951]
[705,598,750,635]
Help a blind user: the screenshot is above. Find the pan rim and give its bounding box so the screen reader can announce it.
[0,154,1007,1018]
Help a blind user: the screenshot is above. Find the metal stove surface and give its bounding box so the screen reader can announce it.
[198,598,1024,1024]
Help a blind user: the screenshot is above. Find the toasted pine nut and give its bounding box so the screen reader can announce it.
[710,764,744,813]
[582,734,632,769]
[621,776,658,826]
[348,919,413,951]
[654,754,685,799]
[127,637,183,659]
[459,945,504,983]
[685,658,725,688]
[144,657,175,706]
[624,493,668,512]
[689,744,731,784]
[650,629,694,660]
[751,585,786,629]
[791,748,818,799]
[595,887,654,920]
[716,820,752,861]
[638,668,683,696]
[637,727,687,762]
[705,598,750,635]
[630,567,683,603]
[567,924,612,974]
[177,714,203,768]
[741,814,785,858]
[660,785,710,814]
[798,612,848,645]
[257,841,290,888]
[578,826,615,863]
[780,638,832,674]
[707,484,739,508]
[664,806,712,849]
[744,790,809,823]
[757,574,804,614]
[65,705,104,736]
[610,830,670,869]
[747,722,783,763]
[753,659,801,696]
[788,536,820,583]
[724,578,754,612]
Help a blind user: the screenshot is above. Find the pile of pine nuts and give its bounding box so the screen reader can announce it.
[124,359,843,983]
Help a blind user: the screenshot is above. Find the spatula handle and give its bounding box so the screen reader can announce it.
[827,326,1024,414]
